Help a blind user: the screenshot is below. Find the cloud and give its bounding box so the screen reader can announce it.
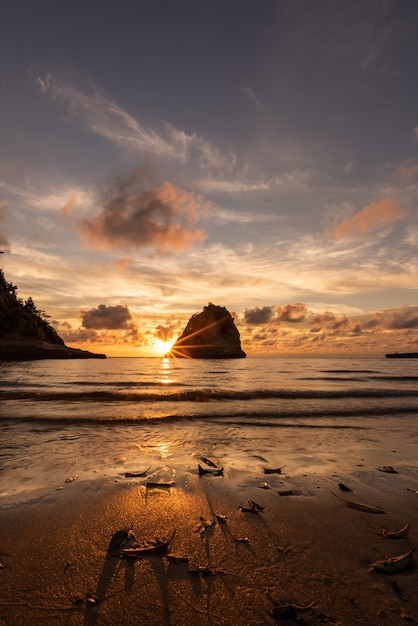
[325,198,405,239]
[310,311,337,325]
[201,179,273,193]
[0,204,10,251]
[211,206,272,224]
[244,306,275,325]
[201,171,311,194]
[240,85,262,108]
[58,311,142,346]
[276,302,307,323]
[244,302,308,325]
[164,123,236,171]
[384,306,418,330]
[106,257,133,270]
[32,69,235,170]
[61,192,79,216]
[328,316,360,335]
[414,126,418,141]
[59,326,98,343]
[81,169,208,251]
[4,180,92,213]
[155,324,176,341]
[309,311,337,332]
[395,159,418,185]
[0,233,9,251]
[33,70,179,158]
[81,304,132,330]
[241,301,418,356]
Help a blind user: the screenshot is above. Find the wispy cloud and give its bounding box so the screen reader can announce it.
[33,69,179,157]
[395,159,418,185]
[32,69,236,171]
[0,204,10,251]
[403,226,418,246]
[211,206,272,224]
[3,180,92,214]
[325,197,405,239]
[240,85,262,108]
[200,171,311,194]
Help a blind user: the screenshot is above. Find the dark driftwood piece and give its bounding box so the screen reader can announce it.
[121,530,176,558]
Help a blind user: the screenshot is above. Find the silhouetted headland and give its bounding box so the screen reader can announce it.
[386,352,418,358]
[0,269,106,361]
[167,302,246,359]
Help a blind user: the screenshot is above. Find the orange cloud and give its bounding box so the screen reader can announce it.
[107,257,133,270]
[155,324,176,341]
[395,158,418,185]
[376,306,418,330]
[80,169,209,252]
[325,198,405,239]
[62,191,78,216]
[276,302,307,323]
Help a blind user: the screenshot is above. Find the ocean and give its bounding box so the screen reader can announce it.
[1,356,418,508]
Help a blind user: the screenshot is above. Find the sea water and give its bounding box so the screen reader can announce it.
[1,357,418,507]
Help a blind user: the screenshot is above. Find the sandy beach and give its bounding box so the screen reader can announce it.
[1,454,418,626]
[2,356,418,625]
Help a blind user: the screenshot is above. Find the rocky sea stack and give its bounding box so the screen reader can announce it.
[168,303,246,359]
[0,269,106,361]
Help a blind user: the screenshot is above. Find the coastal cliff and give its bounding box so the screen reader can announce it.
[168,303,246,359]
[0,269,106,360]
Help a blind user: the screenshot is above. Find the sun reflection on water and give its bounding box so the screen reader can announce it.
[154,442,171,460]
[158,357,176,385]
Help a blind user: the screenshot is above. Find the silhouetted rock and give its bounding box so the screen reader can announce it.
[0,269,106,361]
[168,303,246,359]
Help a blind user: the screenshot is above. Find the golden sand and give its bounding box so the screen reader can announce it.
[1,459,418,625]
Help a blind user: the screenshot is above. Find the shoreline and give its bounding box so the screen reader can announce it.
[1,458,418,625]
[0,338,106,360]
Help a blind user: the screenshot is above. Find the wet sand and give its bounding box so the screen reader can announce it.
[1,456,418,626]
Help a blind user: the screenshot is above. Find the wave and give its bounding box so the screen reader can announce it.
[1,403,418,426]
[2,386,418,402]
[319,369,377,374]
[370,375,418,382]
[0,379,188,390]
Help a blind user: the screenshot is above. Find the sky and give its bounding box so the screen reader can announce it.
[1,0,418,357]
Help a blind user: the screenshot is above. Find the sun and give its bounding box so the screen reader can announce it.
[154,338,175,356]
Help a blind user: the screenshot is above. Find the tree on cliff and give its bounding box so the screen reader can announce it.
[0,269,64,345]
